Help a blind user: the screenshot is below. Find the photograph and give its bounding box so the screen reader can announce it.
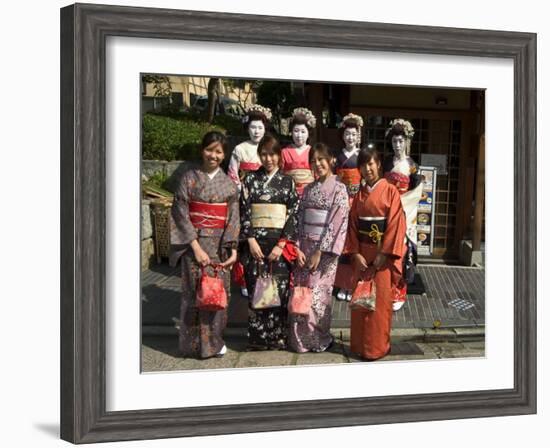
[140,74,486,371]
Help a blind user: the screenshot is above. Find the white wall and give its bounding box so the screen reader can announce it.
[1,1,546,447]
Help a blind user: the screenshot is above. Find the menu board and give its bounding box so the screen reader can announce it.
[416,166,437,256]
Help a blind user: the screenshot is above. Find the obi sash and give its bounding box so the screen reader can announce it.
[358,216,386,244]
[336,167,361,188]
[189,201,228,229]
[240,161,261,172]
[385,171,410,193]
[303,208,329,237]
[286,168,314,187]
[251,203,287,229]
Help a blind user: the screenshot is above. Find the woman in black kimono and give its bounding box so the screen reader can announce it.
[240,134,299,350]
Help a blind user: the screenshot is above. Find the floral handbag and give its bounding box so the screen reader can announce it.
[288,273,312,316]
[251,262,281,310]
[350,274,377,311]
[196,264,227,311]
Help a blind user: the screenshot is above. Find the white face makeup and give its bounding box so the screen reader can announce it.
[292,124,309,148]
[248,120,266,144]
[343,127,360,150]
[392,135,407,159]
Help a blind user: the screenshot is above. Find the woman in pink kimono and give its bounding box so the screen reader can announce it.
[281,107,317,197]
[289,143,350,353]
[169,131,240,359]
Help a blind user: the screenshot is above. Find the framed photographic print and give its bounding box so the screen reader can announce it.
[60,3,536,444]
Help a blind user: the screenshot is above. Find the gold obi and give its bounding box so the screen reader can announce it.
[251,203,287,229]
[286,168,314,185]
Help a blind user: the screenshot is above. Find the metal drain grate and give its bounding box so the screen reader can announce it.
[448,298,475,311]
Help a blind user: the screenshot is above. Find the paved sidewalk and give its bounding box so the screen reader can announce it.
[142,263,485,332]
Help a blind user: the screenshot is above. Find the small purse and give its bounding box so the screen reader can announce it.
[350,276,376,311]
[288,273,312,316]
[196,264,227,311]
[251,262,281,310]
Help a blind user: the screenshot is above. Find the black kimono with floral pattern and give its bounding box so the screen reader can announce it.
[240,167,299,349]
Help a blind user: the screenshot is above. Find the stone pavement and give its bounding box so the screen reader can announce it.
[141,261,485,371]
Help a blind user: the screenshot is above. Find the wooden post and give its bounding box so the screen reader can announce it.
[472,134,485,251]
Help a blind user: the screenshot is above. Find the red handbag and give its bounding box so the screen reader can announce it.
[350,277,376,311]
[288,272,312,316]
[196,264,227,311]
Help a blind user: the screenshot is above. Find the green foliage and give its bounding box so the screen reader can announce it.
[142,74,172,97]
[257,81,297,130]
[147,171,170,189]
[142,113,245,162]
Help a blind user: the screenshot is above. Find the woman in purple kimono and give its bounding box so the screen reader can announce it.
[169,131,240,359]
[289,143,350,353]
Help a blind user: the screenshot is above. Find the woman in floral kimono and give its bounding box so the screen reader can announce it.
[281,107,317,197]
[289,143,349,353]
[227,104,272,296]
[169,131,240,359]
[344,147,406,360]
[334,113,364,301]
[240,134,299,350]
[383,119,423,311]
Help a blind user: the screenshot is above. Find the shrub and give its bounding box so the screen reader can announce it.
[142,113,246,162]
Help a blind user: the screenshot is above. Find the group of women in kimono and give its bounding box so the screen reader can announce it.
[170,104,420,361]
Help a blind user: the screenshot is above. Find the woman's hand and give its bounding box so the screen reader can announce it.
[248,238,264,261]
[220,249,238,270]
[351,253,368,272]
[192,245,211,266]
[373,253,388,270]
[267,245,283,262]
[306,249,322,272]
[296,249,307,268]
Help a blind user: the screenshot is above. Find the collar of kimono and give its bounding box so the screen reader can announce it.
[366,178,383,193]
[205,167,221,179]
[264,167,279,185]
[343,147,359,159]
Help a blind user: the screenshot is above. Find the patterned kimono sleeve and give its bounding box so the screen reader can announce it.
[381,186,407,259]
[343,190,360,255]
[281,177,299,242]
[169,173,198,266]
[295,188,306,249]
[222,184,240,250]
[319,183,350,256]
[239,174,253,240]
[227,148,241,188]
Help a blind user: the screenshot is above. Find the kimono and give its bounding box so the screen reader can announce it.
[281,145,314,197]
[334,148,362,291]
[227,141,262,189]
[344,178,406,360]
[240,167,299,349]
[169,168,240,359]
[289,175,350,353]
[383,156,423,302]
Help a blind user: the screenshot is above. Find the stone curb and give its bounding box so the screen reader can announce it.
[143,325,485,342]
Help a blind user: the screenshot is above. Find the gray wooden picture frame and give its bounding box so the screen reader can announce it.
[60,3,537,444]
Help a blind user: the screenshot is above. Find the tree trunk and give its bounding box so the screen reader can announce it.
[207,78,219,123]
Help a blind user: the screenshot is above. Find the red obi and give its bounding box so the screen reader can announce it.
[189,201,228,229]
[336,167,361,187]
[384,171,410,193]
[239,162,261,172]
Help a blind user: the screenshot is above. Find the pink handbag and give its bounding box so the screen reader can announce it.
[288,274,312,316]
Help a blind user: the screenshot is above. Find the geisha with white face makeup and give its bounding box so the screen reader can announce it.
[281,107,317,197]
[248,120,266,144]
[382,118,423,313]
[291,123,309,149]
[343,127,360,150]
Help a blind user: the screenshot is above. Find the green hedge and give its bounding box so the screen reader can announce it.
[142,113,244,162]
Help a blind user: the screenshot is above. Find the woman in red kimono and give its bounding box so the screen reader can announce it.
[344,147,406,360]
[169,131,240,359]
[281,107,317,197]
